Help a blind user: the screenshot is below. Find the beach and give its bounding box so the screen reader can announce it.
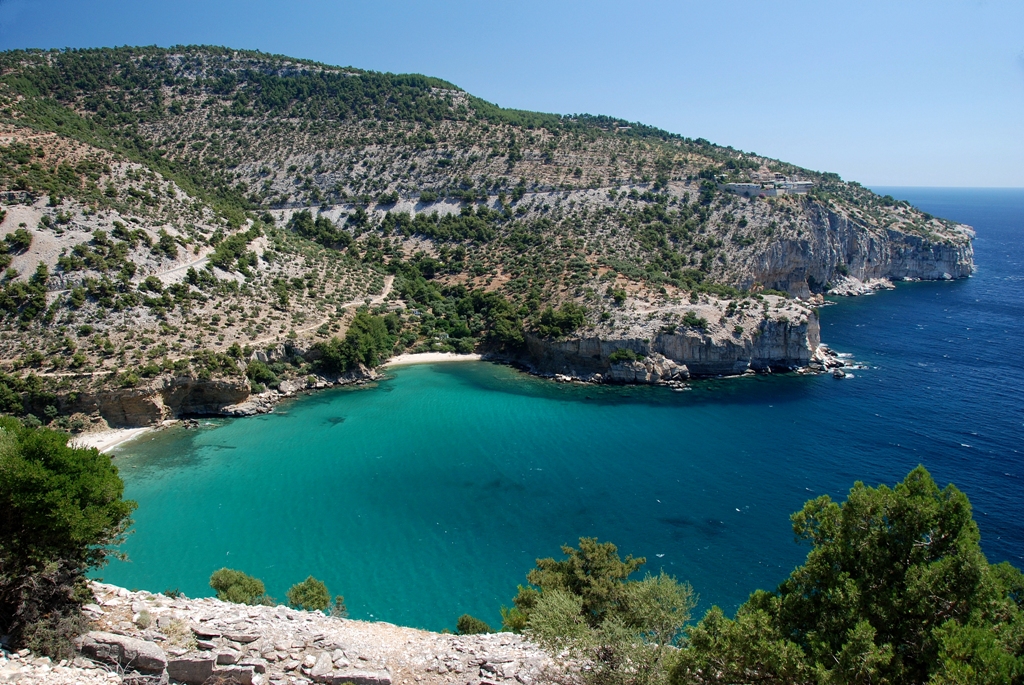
[71,426,153,454]
[382,352,483,367]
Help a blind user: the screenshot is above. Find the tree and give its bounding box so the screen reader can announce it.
[209,568,271,605]
[287,576,330,612]
[0,417,136,655]
[457,614,493,635]
[536,302,588,338]
[505,538,695,685]
[314,310,395,373]
[672,466,1024,685]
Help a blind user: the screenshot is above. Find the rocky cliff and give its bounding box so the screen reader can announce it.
[0,582,553,685]
[743,207,974,297]
[521,293,819,382]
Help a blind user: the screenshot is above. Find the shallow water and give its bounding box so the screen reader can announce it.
[100,188,1024,632]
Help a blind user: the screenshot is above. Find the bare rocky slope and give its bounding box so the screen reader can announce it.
[0,46,973,429]
[0,582,553,685]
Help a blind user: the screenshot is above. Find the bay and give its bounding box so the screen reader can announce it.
[100,188,1024,632]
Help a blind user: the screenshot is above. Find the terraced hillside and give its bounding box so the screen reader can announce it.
[0,46,973,426]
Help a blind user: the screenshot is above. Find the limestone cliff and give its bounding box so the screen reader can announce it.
[521,294,819,382]
[62,377,252,427]
[740,206,974,297]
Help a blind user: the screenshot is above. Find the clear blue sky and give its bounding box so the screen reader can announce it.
[0,0,1020,187]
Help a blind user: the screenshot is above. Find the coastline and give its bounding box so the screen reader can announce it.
[382,352,483,367]
[71,426,154,454]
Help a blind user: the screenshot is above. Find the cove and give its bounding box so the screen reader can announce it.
[100,188,1024,632]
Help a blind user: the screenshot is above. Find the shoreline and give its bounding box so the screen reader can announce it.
[382,352,483,367]
[70,425,155,454]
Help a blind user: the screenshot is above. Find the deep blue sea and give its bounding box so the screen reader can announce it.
[100,188,1024,632]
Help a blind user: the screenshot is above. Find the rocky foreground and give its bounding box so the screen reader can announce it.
[0,583,553,685]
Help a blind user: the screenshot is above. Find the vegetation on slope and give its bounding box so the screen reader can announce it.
[0,46,972,424]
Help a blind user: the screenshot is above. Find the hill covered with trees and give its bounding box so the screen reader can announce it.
[0,46,974,428]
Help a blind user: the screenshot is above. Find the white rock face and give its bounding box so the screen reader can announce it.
[739,208,974,296]
[524,297,819,381]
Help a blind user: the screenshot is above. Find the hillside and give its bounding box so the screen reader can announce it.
[0,46,974,427]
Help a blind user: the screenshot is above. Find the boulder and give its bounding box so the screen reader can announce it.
[79,631,167,674]
[330,669,392,685]
[167,655,217,684]
[310,652,334,682]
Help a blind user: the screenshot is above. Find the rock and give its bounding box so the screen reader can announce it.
[214,665,255,685]
[832,368,846,379]
[79,631,167,674]
[167,655,217,684]
[223,633,260,644]
[330,669,392,685]
[309,652,334,682]
[217,650,241,665]
[277,379,304,395]
[82,603,105,615]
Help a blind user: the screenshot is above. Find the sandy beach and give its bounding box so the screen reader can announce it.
[71,426,153,454]
[382,352,483,367]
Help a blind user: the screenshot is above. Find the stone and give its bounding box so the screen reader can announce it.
[329,669,392,685]
[217,650,241,665]
[223,633,260,644]
[167,655,216,684]
[309,652,334,682]
[79,631,167,674]
[193,627,222,639]
[214,665,256,685]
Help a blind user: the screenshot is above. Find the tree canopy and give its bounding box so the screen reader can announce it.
[0,417,136,654]
[672,466,1024,685]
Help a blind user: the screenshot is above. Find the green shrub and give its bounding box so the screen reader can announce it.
[287,576,330,612]
[536,302,587,338]
[456,614,493,635]
[209,568,271,605]
[608,348,637,364]
[330,595,348,618]
[681,311,708,330]
[0,418,136,654]
[672,467,1024,685]
[4,228,32,253]
[504,538,694,685]
[314,310,395,373]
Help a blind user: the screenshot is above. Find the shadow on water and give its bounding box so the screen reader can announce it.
[422,360,822,410]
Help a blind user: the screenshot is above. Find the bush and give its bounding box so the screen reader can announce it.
[456,614,493,635]
[608,348,637,364]
[0,418,136,654]
[314,310,395,373]
[536,302,587,338]
[680,311,708,330]
[4,228,32,253]
[504,538,694,685]
[672,467,1024,685]
[287,576,330,612]
[209,568,272,605]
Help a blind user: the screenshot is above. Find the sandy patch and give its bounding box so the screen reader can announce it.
[71,427,153,454]
[382,352,483,367]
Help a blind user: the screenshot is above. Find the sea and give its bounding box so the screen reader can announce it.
[98,187,1024,632]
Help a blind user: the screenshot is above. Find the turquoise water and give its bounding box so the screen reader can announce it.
[101,188,1024,632]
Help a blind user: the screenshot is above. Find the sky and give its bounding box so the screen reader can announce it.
[0,0,1020,187]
